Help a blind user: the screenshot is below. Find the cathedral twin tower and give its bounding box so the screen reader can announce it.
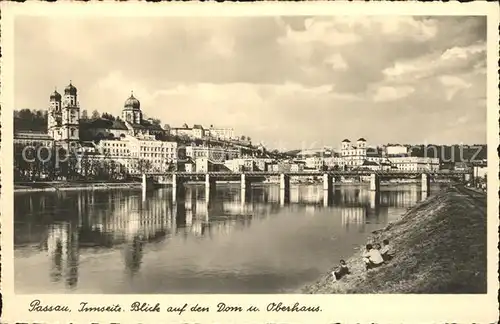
[48,82,147,149]
[48,82,80,146]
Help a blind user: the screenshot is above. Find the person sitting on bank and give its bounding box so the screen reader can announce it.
[362,244,384,270]
[380,239,394,261]
[331,259,350,282]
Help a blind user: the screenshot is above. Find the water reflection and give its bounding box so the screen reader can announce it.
[14,183,438,293]
[46,222,79,288]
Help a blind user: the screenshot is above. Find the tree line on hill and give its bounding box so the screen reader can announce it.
[14,109,261,155]
[14,108,163,133]
[14,109,48,132]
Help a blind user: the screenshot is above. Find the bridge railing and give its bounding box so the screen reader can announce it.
[142,170,468,176]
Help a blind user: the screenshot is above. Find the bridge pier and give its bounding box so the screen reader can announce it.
[172,199,186,229]
[280,173,290,206]
[421,173,430,193]
[205,174,217,203]
[323,173,334,207]
[241,173,252,204]
[142,174,155,200]
[369,191,379,209]
[464,173,471,183]
[172,173,186,203]
[369,173,380,192]
[185,187,194,210]
[142,174,147,200]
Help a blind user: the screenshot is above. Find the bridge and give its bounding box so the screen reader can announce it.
[141,170,470,206]
[144,170,467,177]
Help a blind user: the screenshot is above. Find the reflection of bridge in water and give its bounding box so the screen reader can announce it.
[142,170,467,206]
[17,182,431,290]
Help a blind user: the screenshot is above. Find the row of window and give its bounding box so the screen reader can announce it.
[103,148,130,155]
[102,142,127,148]
[139,153,176,158]
[14,140,53,147]
[393,164,437,171]
[140,146,175,152]
[342,150,366,156]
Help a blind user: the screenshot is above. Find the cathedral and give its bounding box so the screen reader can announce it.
[119,92,164,138]
[47,82,80,147]
[122,92,142,124]
[47,82,164,146]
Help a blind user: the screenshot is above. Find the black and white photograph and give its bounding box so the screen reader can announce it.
[1,2,498,323]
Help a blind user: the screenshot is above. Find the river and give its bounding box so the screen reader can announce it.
[14,183,439,294]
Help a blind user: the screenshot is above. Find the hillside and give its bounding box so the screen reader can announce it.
[302,185,487,294]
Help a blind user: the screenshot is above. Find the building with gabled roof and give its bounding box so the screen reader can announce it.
[340,138,368,169]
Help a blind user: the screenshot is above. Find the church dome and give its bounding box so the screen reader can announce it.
[50,90,61,101]
[64,82,77,95]
[124,93,140,110]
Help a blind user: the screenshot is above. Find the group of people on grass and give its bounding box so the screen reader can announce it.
[331,239,394,282]
[362,239,394,270]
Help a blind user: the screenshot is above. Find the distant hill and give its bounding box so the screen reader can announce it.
[284,149,301,156]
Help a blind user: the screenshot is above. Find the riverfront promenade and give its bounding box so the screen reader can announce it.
[302,185,487,294]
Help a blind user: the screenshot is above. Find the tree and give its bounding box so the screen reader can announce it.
[179,134,190,142]
[107,160,118,180]
[91,110,100,119]
[14,143,30,181]
[101,112,115,120]
[80,156,93,179]
[150,118,161,125]
[137,159,152,174]
[241,135,246,141]
[81,110,88,120]
[14,109,48,132]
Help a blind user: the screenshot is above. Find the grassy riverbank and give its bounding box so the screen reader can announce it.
[302,185,487,294]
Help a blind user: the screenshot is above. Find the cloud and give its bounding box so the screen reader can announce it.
[382,42,486,83]
[206,34,236,58]
[278,18,361,47]
[325,53,348,71]
[372,86,415,102]
[378,17,438,42]
[441,43,485,61]
[14,15,487,146]
[439,75,472,101]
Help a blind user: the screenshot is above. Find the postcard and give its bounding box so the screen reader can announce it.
[1,1,499,323]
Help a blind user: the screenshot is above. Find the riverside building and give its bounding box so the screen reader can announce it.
[341,138,368,168]
[185,146,240,162]
[387,156,440,171]
[19,83,184,174]
[17,82,248,176]
[294,138,440,172]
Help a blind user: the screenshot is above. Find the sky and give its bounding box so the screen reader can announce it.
[14,16,487,150]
